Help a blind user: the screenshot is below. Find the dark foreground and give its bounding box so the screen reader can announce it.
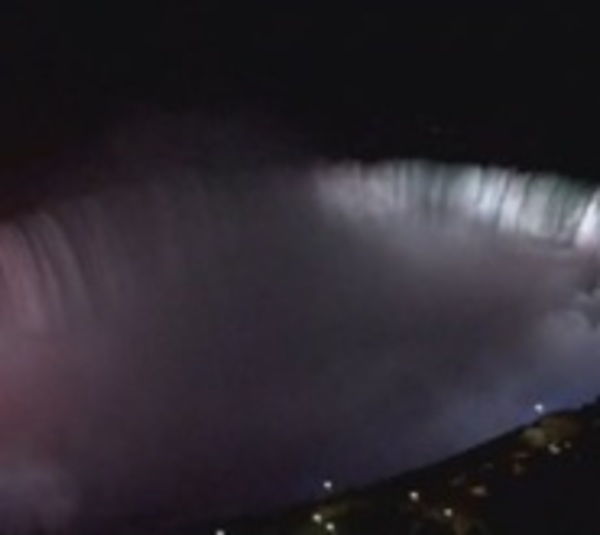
[79,397,600,535]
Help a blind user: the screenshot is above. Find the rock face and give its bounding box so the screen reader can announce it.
[181,402,600,535]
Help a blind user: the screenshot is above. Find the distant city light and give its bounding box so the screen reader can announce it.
[548,443,562,455]
[215,530,226,535]
[325,521,336,532]
[409,490,420,502]
[534,403,546,415]
[443,507,454,518]
[312,513,323,524]
[470,485,488,497]
[323,480,334,492]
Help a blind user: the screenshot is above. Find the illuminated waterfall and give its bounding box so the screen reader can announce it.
[0,159,598,331]
[314,161,599,252]
[0,159,598,525]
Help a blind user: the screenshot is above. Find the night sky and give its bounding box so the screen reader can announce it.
[1,4,599,189]
[1,3,600,531]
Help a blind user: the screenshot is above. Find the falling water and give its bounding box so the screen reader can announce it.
[0,157,599,528]
[315,161,600,253]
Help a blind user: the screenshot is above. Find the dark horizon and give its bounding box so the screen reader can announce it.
[1,5,599,195]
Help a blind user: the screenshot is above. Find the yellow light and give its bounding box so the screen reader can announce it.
[470,485,488,497]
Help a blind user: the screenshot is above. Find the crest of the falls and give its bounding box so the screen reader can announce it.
[1,160,599,333]
[314,161,600,253]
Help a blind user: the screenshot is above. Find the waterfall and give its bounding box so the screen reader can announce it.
[0,159,598,525]
[314,161,597,252]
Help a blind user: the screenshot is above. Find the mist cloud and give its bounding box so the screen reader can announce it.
[0,116,599,527]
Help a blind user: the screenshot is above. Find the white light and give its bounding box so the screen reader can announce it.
[548,443,562,455]
[443,507,453,518]
[312,513,323,524]
[534,403,545,415]
[325,522,336,532]
[409,490,420,502]
[322,480,333,492]
[215,530,226,535]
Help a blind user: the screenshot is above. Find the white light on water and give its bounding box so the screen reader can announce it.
[315,161,598,252]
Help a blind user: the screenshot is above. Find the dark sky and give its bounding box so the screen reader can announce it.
[2,3,600,531]
[0,4,599,197]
